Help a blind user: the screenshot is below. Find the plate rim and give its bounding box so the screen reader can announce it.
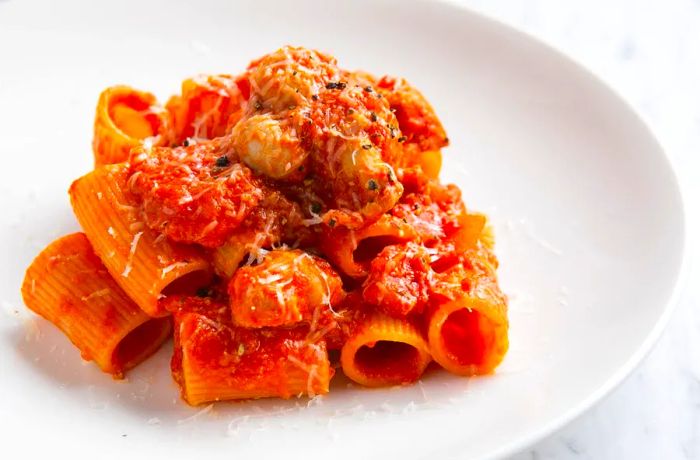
[430,2,689,458]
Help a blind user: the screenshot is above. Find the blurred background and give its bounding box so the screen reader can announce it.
[456,0,700,458]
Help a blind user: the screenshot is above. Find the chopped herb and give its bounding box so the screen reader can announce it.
[311,94,319,101]
[196,287,210,298]
[325,81,347,90]
[254,101,263,110]
[215,155,230,167]
[398,136,407,143]
[328,218,336,228]
[364,86,373,93]
[310,202,322,214]
[367,179,378,191]
[370,112,378,122]
[362,144,372,150]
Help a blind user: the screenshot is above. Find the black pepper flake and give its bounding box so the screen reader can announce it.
[348,108,355,115]
[298,165,305,172]
[444,137,449,143]
[311,94,319,101]
[398,136,407,143]
[328,218,336,228]
[370,112,378,122]
[325,81,347,90]
[310,202,322,214]
[413,204,420,210]
[376,93,383,99]
[254,101,263,110]
[293,71,298,76]
[183,138,190,147]
[362,144,372,150]
[195,287,210,298]
[367,179,378,191]
[215,155,230,167]
[364,86,373,93]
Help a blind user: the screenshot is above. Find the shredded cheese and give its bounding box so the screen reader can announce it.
[122,231,143,278]
[160,262,188,279]
[176,403,214,425]
[81,288,111,302]
[301,204,323,226]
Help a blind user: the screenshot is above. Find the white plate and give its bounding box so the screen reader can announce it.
[0,1,686,459]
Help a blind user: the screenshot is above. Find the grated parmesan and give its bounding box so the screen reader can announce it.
[81,288,111,302]
[122,231,143,278]
[177,403,214,425]
[160,262,188,279]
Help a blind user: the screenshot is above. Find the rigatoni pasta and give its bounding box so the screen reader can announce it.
[427,246,508,375]
[168,297,332,405]
[21,45,508,407]
[21,233,171,376]
[340,312,431,387]
[69,163,210,317]
[93,86,173,166]
[321,215,417,279]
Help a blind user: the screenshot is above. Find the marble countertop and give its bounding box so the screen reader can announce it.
[454,0,700,458]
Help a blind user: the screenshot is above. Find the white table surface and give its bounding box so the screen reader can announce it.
[453,0,700,458]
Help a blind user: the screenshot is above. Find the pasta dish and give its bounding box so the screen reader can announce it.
[21,46,508,405]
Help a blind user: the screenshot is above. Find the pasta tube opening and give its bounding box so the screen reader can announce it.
[427,298,508,376]
[112,317,172,373]
[161,269,213,297]
[322,215,416,279]
[353,235,407,266]
[93,86,172,166]
[354,340,423,381]
[340,314,430,387]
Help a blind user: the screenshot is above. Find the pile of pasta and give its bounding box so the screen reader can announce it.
[22,46,508,405]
